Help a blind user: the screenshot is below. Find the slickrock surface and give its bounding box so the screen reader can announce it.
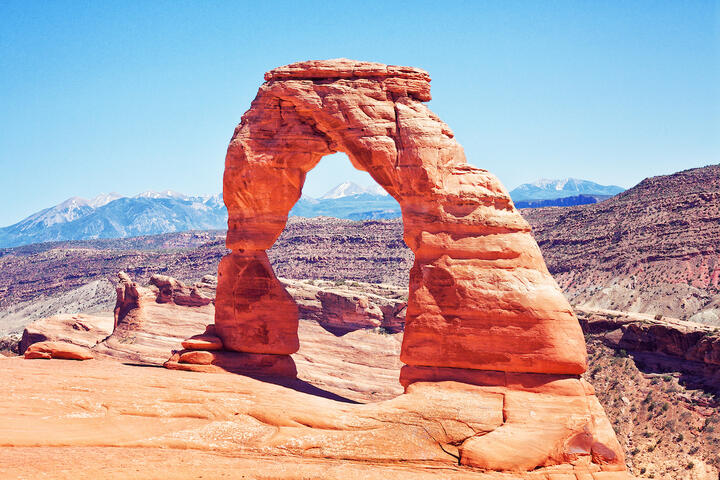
[16,272,407,402]
[523,164,720,324]
[1,358,628,479]
[218,58,587,377]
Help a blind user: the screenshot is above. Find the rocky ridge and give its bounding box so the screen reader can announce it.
[522,164,720,324]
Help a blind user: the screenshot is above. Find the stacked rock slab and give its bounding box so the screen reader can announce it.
[206,59,629,474]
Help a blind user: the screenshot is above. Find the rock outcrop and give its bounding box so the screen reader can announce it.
[577,307,720,392]
[96,272,217,364]
[283,278,406,334]
[19,313,113,354]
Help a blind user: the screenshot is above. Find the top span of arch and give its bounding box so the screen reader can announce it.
[263,58,432,101]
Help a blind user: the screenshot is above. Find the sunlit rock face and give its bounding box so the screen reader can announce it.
[217,58,586,375]
[209,59,630,474]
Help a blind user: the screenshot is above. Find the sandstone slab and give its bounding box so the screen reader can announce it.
[0,358,628,477]
[24,341,93,360]
[181,333,223,350]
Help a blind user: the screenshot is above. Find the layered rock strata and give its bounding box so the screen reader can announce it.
[96,272,217,364]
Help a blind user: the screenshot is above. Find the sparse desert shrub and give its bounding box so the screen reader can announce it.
[615,348,628,358]
[662,374,673,382]
[654,313,663,321]
[686,461,694,469]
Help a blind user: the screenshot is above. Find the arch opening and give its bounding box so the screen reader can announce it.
[263,152,411,402]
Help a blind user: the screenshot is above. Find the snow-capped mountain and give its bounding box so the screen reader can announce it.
[319,181,388,199]
[135,190,189,200]
[0,192,226,248]
[509,178,625,203]
[0,184,401,248]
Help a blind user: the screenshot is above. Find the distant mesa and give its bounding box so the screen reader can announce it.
[514,193,615,209]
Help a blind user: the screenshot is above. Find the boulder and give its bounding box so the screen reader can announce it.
[24,341,93,360]
[281,279,406,334]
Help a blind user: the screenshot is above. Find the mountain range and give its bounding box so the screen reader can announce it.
[0,178,625,248]
[509,178,625,203]
[0,184,401,248]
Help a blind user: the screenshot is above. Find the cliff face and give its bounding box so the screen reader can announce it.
[523,164,720,324]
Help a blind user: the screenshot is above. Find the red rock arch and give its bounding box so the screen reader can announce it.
[215,59,587,381]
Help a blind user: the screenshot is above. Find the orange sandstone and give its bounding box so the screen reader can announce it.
[216,58,586,376]
[122,59,631,475]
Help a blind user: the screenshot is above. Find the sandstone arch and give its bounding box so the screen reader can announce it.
[166,59,630,474]
[216,59,587,379]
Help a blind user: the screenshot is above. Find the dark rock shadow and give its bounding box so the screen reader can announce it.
[242,374,361,404]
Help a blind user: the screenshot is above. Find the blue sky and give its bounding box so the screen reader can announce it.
[1,1,718,227]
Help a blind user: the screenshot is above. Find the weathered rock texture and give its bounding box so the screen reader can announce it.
[283,278,407,334]
[0,358,631,480]
[96,272,217,364]
[217,58,587,377]
[577,307,720,393]
[208,59,627,474]
[19,313,113,354]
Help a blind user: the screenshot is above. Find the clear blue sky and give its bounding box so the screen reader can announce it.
[1,1,718,227]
